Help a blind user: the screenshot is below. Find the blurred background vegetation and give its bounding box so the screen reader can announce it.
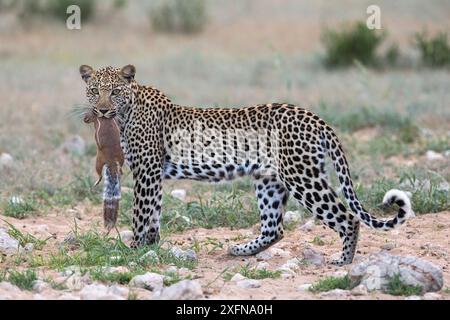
[0,0,449,227]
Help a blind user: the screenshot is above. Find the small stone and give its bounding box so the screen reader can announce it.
[302,248,325,266]
[425,150,444,162]
[170,247,197,261]
[35,225,50,235]
[319,289,351,298]
[332,270,348,278]
[351,284,369,296]
[24,243,34,253]
[381,243,396,251]
[297,284,312,292]
[283,211,302,224]
[0,152,14,169]
[281,262,300,271]
[255,250,273,261]
[256,262,270,270]
[299,220,314,232]
[140,250,159,263]
[270,248,291,258]
[404,295,422,300]
[60,135,86,156]
[157,280,203,300]
[32,280,50,293]
[59,293,80,300]
[230,273,246,282]
[170,189,186,201]
[281,272,294,279]
[237,279,261,289]
[178,268,190,277]
[0,227,22,255]
[80,284,125,300]
[118,230,133,242]
[166,266,178,273]
[129,273,164,291]
[423,292,442,300]
[108,285,129,299]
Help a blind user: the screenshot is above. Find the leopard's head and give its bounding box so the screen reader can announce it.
[79,65,135,118]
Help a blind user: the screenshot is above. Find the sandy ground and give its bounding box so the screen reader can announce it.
[1,205,448,300]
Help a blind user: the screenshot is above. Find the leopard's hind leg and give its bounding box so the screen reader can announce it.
[228,175,289,256]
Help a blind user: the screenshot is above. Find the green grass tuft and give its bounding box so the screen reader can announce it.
[386,274,423,296]
[224,264,281,281]
[309,275,351,293]
[2,198,37,219]
[7,269,38,291]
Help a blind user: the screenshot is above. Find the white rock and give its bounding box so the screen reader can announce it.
[319,289,351,298]
[59,293,80,300]
[230,273,246,282]
[425,150,444,161]
[281,262,300,271]
[237,279,261,289]
[166,266,178,273]
[60,265,82,277]
[35,224,50,235]
[157,280,203,300]
[332,270,348,278]
[66,273,91,291]
[255,250,273,261]
[297,284,312,292]
[348,252,444,293]
[0,227,22,255]
[423,292,442,300]
[178,268,190,277]
[270,248,291,258]
[129,273,164,291]
[140,250,159,263]
[170,189,186,201]
[351,284,369,296]
[24,243,34,253]
[283,211,302,224]
[302,248,325,266]
[107,266,129,274]
[281,272,295,279]
[255,262,270,270]
[108,285,129,299]
[170,247,197,261]
[118,230,133,242]
[80,284,125,300]
[32,280,50,293]
[299,220,315,232]
[60,135,86,156]
[404,295,421,300]
[0,153,14,169]
[381,243,396,251]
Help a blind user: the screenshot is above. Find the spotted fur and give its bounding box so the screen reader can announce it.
[80,65,414,265]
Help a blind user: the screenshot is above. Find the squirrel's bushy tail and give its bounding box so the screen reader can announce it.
[103,166,121,232]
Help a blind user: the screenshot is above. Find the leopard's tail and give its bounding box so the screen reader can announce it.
[103,165,120,232]
[322,125,414,230]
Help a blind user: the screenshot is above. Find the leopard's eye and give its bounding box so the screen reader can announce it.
[111,88,121,96]
[90,87,99,95]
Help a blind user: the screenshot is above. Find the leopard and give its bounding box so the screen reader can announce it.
[79,64,414,266]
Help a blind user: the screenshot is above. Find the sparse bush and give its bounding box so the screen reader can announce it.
[415,32,450,67]
[386,274,422,296]
[309,275,351,293]
[321,21,385,68]
[2,197,37,219]
[7,269,37,291]
[385,43,400,67]
[150,0,207,34]
[224,264,281,281]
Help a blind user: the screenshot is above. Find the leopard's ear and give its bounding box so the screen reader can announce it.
[80,65,94,83]
[120,64,136,83]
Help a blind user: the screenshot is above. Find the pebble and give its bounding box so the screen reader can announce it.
[129,273,164,291]
[237,279,261,289]
[230,273,246,282]
[157,280,203,300]
[297,284,312,292]
[170,189,186,201]
[299,220,315,232]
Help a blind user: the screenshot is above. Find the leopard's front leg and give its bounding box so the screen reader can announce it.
[130,164,163,248]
